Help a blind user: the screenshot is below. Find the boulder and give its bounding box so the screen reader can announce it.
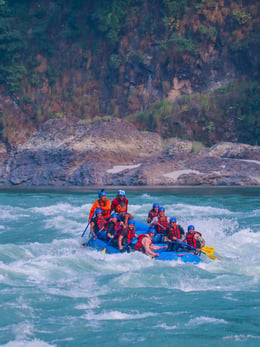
[0,117,259,186]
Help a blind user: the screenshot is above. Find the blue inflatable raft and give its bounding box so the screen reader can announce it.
[85,237,202,264]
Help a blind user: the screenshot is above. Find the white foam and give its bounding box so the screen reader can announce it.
[82,310,157,321]
[223,334,260,342]
[2,340,57,347]
[0,207,29,220]
[75,297,101,310]
[155,323,177,330]
[185,316,228,326]
[31,203,83,216]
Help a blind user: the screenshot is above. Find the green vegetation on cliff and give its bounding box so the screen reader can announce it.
[129,80,260,145]
[0,0,259,146]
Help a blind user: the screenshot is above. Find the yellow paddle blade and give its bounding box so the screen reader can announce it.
[202,251,222,261]
[205,253,217,260]
[202,246,215,254]
[101,248,106,254]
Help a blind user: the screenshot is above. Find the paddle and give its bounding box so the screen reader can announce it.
[177,241,221,260]
[82,222,97,247]
[202,248,221,260]
[101,237,112,254]
[156,222,221,260]
[81,222,90,238]
[201,246,215,254]
[101,215,125,253]
[102,237,137,254]
[201,246,221,260]
[81,216,97,238]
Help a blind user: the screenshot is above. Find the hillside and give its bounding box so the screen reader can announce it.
[0,0,259,148]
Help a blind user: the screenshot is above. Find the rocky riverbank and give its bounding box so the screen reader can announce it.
[0,117,259,187]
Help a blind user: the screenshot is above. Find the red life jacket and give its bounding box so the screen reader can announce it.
[148,210,158,220]
[94,216,107,233]
[157,216,169,234]
[134,234,149,251]
[125,227,136,243]
[113,223,123,239]
[185,231,202,248]
[169,225,182,240]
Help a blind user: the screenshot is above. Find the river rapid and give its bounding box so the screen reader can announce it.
[0,188,259,347]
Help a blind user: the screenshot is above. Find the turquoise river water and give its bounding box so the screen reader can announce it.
[0,188,259,347]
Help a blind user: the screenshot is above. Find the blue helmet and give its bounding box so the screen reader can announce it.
[117,189,126,196]
[98,189,106,198]
[95,209,102,215]
[153,202,160,209]
[111,213,119,219]
[128,219,135,225]
[110,212,120,221]
[188,225,195,231]
[148,227,157,234]
[170,217,177,223]
[158,206,165,212]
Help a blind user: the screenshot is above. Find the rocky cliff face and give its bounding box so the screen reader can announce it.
[0,117,259,187]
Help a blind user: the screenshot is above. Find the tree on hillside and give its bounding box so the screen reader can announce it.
[0,0,25,92]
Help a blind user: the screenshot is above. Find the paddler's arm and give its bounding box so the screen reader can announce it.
[150,216,158,226]
[151,244,167,250]
[142,238,159,257]
[106,223,115,239]
[110,199,117,213]
[195,233,206,249]
[118,234,124,251]
[90,221,97,239]
[118,228,127,251]
[163,227,171,242]
[180,226,185,240]
[89,201,98,222]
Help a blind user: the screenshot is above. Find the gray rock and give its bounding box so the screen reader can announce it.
[0,117,259,186]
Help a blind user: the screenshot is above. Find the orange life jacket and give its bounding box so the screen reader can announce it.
[115,197,127,213]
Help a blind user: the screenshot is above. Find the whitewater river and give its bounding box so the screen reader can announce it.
[0,188,259,347]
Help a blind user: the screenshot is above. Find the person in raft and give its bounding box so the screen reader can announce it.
[117,219,138,253]
[150,206,170,243]
[183,225,205,254]
[105,213,124,245]
[110,190,133,227]
[90,209,107,240]
[164,217,185,252]
[134,228,167,258]
[89,189,111,222]
[147,202,160,223]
